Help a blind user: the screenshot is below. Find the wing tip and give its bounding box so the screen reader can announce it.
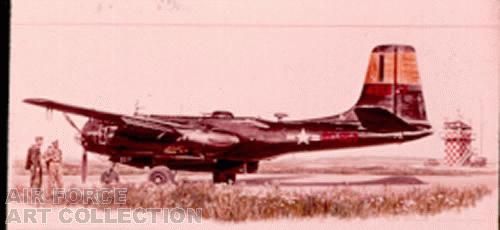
[23,98,51,105]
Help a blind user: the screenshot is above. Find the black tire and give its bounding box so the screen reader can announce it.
[213,171,236,184]
[227,173,236,184]
[148,166,175,185]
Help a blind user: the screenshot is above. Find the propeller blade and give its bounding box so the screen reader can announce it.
[63,113,81,133]
[81,151,88,183]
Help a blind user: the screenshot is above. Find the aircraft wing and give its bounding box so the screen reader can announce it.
[23,98,180,135]
[120,116,180,134]
[24,98,241,145]
[24,98,123,121]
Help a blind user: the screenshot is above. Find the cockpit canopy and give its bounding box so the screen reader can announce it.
[211,110,234,119]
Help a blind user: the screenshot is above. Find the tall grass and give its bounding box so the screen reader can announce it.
[12,182,491,221]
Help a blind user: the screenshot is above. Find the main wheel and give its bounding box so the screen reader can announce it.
[148,166,176,185]
[213,171,236,184]
[100,169,120,185]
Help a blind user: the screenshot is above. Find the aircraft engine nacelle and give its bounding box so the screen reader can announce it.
[178,129,240,147]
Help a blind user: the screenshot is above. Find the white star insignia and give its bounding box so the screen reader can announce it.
[296,128,311,145]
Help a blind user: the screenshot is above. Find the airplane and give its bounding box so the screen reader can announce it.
[23,44,433,184]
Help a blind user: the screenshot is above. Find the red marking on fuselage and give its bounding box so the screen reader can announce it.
[320,131,359,143]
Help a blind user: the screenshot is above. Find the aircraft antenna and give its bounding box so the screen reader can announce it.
[134,100,145,116]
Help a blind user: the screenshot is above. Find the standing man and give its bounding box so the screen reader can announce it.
[25,136,43,189]
[44,140,64,193]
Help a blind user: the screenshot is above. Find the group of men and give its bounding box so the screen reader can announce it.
[25,136,64,193]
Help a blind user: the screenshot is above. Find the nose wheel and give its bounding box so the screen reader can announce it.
[148,166,176,185]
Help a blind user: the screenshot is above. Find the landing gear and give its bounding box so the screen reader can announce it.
[100,166,120,185]
[213,171,236,184]
[148,166,176,185]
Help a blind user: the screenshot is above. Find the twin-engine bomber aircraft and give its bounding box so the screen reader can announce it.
[24,44,433,184]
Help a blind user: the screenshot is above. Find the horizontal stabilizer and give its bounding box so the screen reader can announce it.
[354,107,417,132]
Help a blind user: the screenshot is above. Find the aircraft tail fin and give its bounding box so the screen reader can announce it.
[354,45,429,127]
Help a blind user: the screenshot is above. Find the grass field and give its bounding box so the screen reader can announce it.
[10,181,492,222]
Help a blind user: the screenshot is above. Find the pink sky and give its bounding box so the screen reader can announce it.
[9,0,499,166]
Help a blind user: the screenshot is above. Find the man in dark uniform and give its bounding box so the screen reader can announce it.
[25,136,43,189]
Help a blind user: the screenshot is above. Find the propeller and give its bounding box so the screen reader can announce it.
[82,151,88,183]
[63,113,88,183]
[63,113,81,133]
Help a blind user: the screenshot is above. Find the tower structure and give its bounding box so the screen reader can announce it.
[442,120,474,166]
